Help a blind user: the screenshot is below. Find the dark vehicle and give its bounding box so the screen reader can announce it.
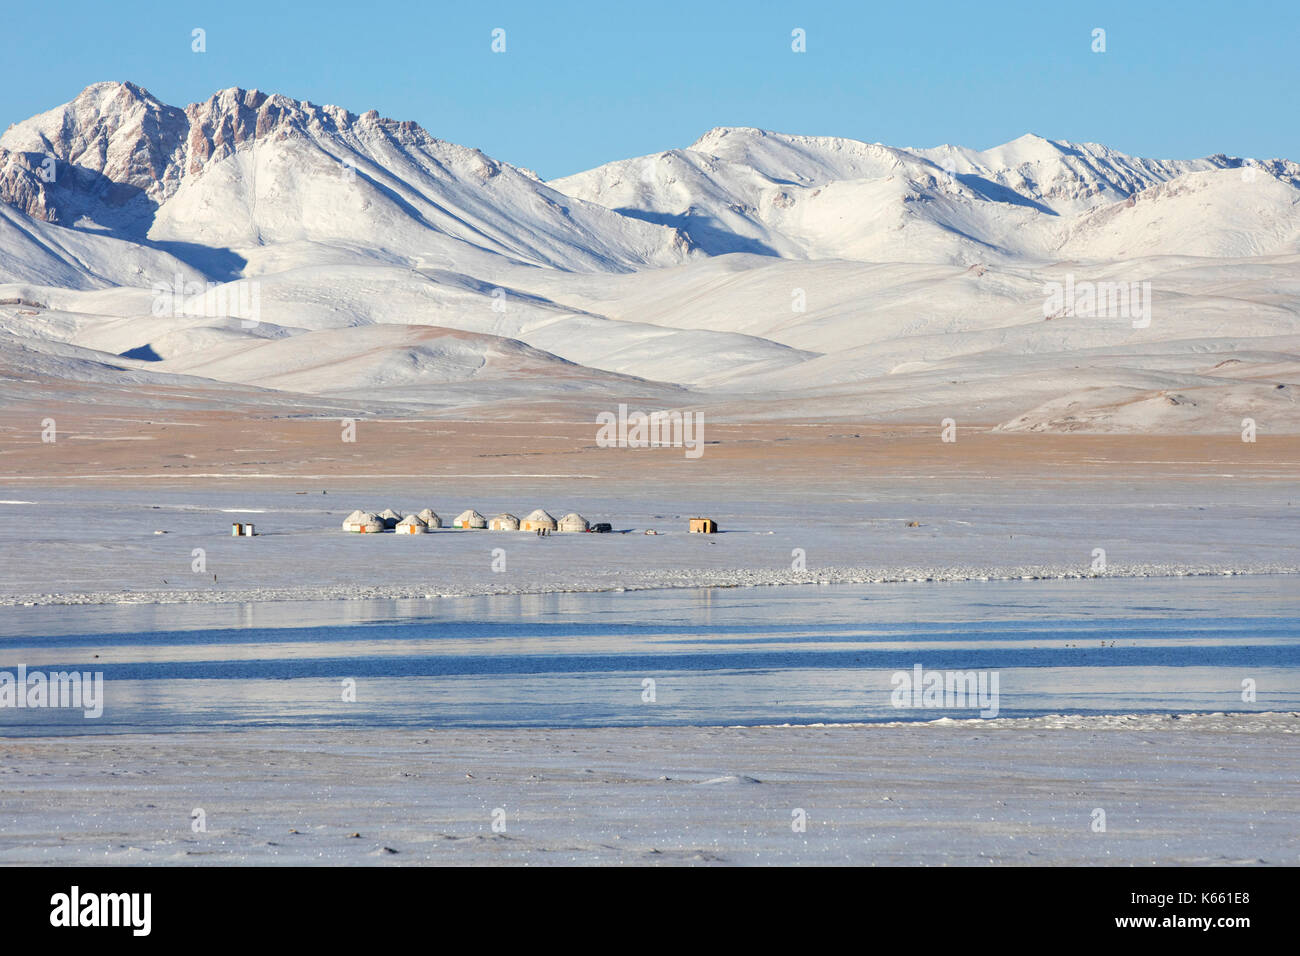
[590,523,612,533]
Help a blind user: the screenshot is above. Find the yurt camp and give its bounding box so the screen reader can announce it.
[376,508,403,530]
[489,513,520,531]
[417,508,443,529]
[395,514,428,534]
[520,508,557,532]
[558,512,589,533]
[454,509,486,529]
[342,510,384,533]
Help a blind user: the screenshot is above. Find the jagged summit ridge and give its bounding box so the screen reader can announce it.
[0,81,693,272]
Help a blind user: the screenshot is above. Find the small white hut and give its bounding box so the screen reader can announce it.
[520,509,557,532]
[489,512,520,531]
[454,509,486,529]
[395,514,428,534]
[417,508,443,529]
[558,512,589,533]
[342,510,384,533]
[376,508,403,530]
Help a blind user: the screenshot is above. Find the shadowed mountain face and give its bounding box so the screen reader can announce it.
[0,83,1297,432]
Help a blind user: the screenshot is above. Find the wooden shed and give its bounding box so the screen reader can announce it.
[689,517,718,534]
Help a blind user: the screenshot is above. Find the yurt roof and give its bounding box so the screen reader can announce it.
[525,509,556,522]
[456,509,484,520]
[377,508,403,520]
[493,513,519,521]
[560,512,586,522]
[418,508,440,520]
[344,509,368,523]
[396,514,426,526]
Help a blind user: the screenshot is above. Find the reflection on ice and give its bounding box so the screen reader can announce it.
[1,577,1296,735]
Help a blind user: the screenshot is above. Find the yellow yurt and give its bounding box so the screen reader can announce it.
[520,508,557,532]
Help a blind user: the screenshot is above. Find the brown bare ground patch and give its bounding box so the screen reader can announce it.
[2,397,1296,488]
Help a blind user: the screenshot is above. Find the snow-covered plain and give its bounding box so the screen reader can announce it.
[0,478,1296,607]
[2,715,1295,865]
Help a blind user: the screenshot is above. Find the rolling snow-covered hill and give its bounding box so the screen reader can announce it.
[1,82,1297,431]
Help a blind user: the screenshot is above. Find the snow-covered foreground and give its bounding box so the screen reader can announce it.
[2,714,1295,865]
[1,478,1296,607]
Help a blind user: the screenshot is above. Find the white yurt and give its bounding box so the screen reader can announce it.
[376,508,403,529]
[417,508,443,529]
[520,508,558,532]
[488,513,520,531]
[454,509,486,529]
[395,514,428,534]
[558,512,589,533]
[342,510,384,533]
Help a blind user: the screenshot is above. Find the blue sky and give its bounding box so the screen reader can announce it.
[3,0,1295,179]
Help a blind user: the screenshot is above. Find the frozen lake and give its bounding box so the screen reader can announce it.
[1,576,1296,735]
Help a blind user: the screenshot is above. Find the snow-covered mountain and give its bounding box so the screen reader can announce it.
[553,126,1300,262]
[1,83,1297,432]
[0,82,692,273]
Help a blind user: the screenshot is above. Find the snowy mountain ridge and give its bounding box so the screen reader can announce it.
[1,82,1297,433]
